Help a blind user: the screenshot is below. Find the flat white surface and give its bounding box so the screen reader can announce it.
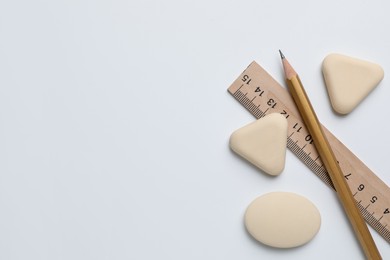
[0,0,389,259]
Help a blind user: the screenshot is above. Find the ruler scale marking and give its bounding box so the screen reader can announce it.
[228,61,390,243]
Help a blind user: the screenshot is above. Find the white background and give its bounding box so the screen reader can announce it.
[0,0,389,259]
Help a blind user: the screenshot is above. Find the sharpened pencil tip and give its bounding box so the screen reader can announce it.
[280,50,297,79]
[279,50,285,60]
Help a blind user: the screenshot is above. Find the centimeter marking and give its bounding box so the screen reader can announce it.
[228,61,390,243]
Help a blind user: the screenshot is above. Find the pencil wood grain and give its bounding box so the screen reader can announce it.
[280,51,381,260]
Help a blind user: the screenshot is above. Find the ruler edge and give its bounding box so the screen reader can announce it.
[228,60,390,243]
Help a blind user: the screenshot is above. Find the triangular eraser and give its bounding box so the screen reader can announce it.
[229,113,288,176]
[322,53,384,115]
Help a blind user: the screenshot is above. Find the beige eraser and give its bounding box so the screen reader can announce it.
[244,192,321,248]
[229,113,288,176]
[322,53,384,115]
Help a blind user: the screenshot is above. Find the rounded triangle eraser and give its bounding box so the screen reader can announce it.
[322,53,384,115]
[229,113,288,176]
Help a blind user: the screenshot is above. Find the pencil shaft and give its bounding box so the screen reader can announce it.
[283,61,381,259]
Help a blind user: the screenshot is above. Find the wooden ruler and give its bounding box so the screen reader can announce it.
[228,61,390,243]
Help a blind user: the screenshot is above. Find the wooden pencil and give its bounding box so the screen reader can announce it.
[279,50,381,259]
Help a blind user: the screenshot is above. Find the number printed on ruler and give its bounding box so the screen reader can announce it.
[228,61,390,243]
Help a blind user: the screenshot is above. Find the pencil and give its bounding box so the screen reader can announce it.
[279,50,381,259]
